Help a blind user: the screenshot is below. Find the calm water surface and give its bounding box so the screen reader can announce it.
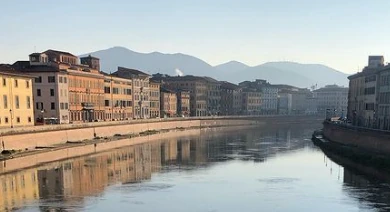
[2,124,390,212]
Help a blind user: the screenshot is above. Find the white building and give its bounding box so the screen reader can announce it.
[314,85,348,118]
[261,86,278,114]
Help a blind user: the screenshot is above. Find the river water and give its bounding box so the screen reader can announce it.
[2,123,390,212]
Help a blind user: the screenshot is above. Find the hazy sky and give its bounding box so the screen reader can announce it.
[1,0,390,74]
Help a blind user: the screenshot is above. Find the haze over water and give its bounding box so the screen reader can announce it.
[2,124,390,212]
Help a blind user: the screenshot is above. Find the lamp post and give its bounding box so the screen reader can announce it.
[9,109,13,128]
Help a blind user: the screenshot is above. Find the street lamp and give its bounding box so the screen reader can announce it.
[9,109,13,128]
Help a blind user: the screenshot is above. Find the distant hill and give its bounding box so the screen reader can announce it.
[80,46,214,77]
[215,61,250,74]
[81,46,349,88]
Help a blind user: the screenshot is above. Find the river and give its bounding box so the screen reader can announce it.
[1,123,390,212]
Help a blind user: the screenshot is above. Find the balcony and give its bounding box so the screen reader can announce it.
[81,102,94,109]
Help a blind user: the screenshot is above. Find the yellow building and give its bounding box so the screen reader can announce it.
[0,70,34,128]
[103,74,133,120]
[149,80,160,118]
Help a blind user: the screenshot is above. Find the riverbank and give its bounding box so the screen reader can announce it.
[322,121,390,154]
[312,132,390,172]
[0,125,258,175]
[0,115,322,151]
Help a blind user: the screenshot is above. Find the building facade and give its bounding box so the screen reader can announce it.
[239,79,278,114]
[204,77,221,115]
[149,81,160,118]
[220,81,242,115]
[158,75,208,117]
[241,89,261,115]
[0,70,35,128]
[347,56,384,128]
[15,50,106,124]
[278,92,292,115]
[112,67,150,119]
[314,85,348,118]
[177,90,190,117]
[103,74,133,121]
[160,88,177,118]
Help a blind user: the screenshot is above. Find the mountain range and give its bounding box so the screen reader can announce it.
[81,46,349,88]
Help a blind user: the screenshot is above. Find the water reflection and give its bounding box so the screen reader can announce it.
[1,124,390,211]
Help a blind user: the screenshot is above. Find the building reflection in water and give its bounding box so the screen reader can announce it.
[0,125,319,211]
[341,164,390,211]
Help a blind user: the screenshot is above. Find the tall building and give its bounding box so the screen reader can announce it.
[347,56,383,128]
[103,73,133,121]
[377,66,390,130]
[313,85,348,118]
[112,67,150,119]
[0,69,35,128]
[149,80,160,118]
[14,50,105,124]
[155,75,208,116]
[239,79,278,114]
[220,81,242,115]
[278,92,292,115]
[204,77,221,115]
[241,88,261,115]
[177,90,190,117]
[160,87,177,118]
[69,55,105,123]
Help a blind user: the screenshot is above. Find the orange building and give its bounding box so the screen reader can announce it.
[149,80,160,118]
[15,50,105,123]
[160,87,177,118]
[103,73,133,121]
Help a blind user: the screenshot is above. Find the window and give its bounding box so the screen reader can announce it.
[104,87,110,94]
[64,77,67,83]
[26,80,30,88]
[59,77,63,83]
[28,117,32,123]
[51,102,55,110]
[105,100,110,106]
[27,96,31,109]
[65,103,68,110]
[60,103,64,110]
[35,76,42,83]
[14,79,18,87]
[16,117,20,123]
[37,89,41,96]
[50,89,55,96]
[125,89,132,95]
[2,78,5,86]
[15,95,19,109]
[48,76,55,83]
[5,117,8,123]
[36,102,43,110]
[3,95,7,109]
[113,88,119,94]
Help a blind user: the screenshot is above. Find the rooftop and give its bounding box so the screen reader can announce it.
[113,66,150,77]
[81,54,100,60]
[43,49,77,57]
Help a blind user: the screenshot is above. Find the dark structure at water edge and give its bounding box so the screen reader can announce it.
[313,121,390,171]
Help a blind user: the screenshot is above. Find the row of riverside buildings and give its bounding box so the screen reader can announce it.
[347,56,390,130]
[0,49,349,128]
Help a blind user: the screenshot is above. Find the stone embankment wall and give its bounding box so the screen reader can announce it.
[0,128,204,174]
[0,116,321,151]
[323,121,390,154]
[0,119,258,151]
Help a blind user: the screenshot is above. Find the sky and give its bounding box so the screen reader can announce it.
[1,0,390,74]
